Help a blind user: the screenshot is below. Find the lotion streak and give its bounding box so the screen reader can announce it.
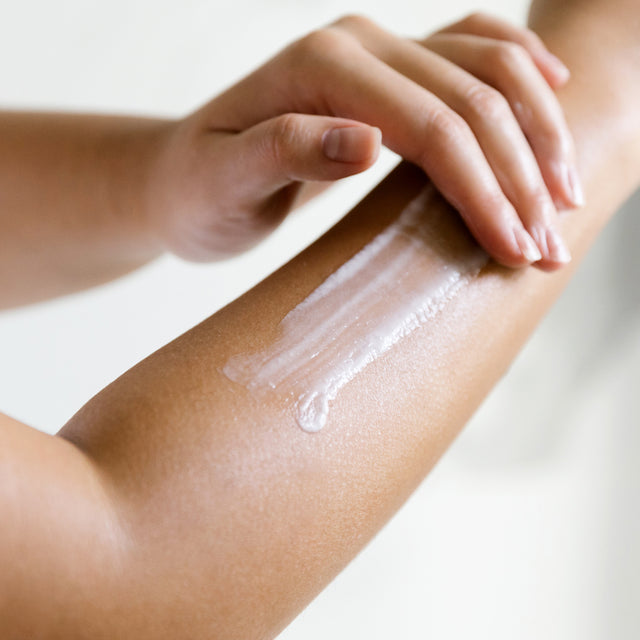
[223,186,488,432]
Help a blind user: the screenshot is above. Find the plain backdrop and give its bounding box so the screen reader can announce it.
[1,1,638,638]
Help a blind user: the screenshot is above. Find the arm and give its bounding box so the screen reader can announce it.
[0,15,579,309]
[0,112,167,308]
[3,3,640,638]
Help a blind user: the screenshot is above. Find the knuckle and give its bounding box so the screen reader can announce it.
[519,27,546,53]
[530,105,572,154]
[492,41,530,70]
[536,119,562,145]
[266,113,301,167]
[463,84,510,121]
[332,13,374,32]
[425,108,471,147]
[291,28,348,66]
[524,31,545,52]
[539,123,573,157]
[462,11,489,28]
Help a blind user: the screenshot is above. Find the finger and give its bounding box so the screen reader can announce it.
[434,11,570,89]
[329,24,547,266]
[438,87,572,269]
[331,17,570,268]
[231,114,381,197]
[423,33,584,211]
[208,26,539,267]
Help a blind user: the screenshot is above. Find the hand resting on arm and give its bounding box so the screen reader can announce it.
[0,13,577,308]
[1,2,640,638]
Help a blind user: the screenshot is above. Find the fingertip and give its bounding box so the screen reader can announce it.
[457,196,543,269]
[322,124,382,165]
[548,161,585,209]
[567,165,585,207]
[525,222,571,270]
[533,256,570,273]
[479,226,540,269]
[370,126,383,162]
[544,227,572,264]
[534,49,571,88]
[513,226,543,264]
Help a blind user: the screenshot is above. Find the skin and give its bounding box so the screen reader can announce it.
[1,0,640,638]
[0,13,580,310]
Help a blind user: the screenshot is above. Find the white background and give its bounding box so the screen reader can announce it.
[1,1,638,638]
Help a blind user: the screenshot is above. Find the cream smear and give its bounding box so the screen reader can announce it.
[223,185,488,433]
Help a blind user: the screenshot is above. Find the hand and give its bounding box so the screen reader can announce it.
[145,12,583,270]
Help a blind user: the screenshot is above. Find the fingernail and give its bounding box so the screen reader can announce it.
[556,162,585,209]
[545,228,572,264]
[542,50,571,82]
[529,225,548,256]
[322,126,379,163]
[567,165,585,207]
[514,227,542,263]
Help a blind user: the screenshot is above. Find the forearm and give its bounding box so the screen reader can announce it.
[0,111,167,308]
[50,9,640,639]
[4,4,639,638]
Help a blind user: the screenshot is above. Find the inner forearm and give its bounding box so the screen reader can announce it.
[0,111,167,308]
[53,10,640,639]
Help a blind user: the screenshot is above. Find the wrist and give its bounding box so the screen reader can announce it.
[529,0,640,98]
[140,115,215,260]
[107,117,174,260]
[530,3,640,170]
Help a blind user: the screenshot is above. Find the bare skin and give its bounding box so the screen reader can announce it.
[1,1,640,638]
[0,14,580,309]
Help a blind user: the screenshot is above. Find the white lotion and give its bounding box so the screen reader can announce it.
[223,186,488,432]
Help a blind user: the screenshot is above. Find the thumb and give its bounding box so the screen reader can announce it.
[233,113,381,196]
